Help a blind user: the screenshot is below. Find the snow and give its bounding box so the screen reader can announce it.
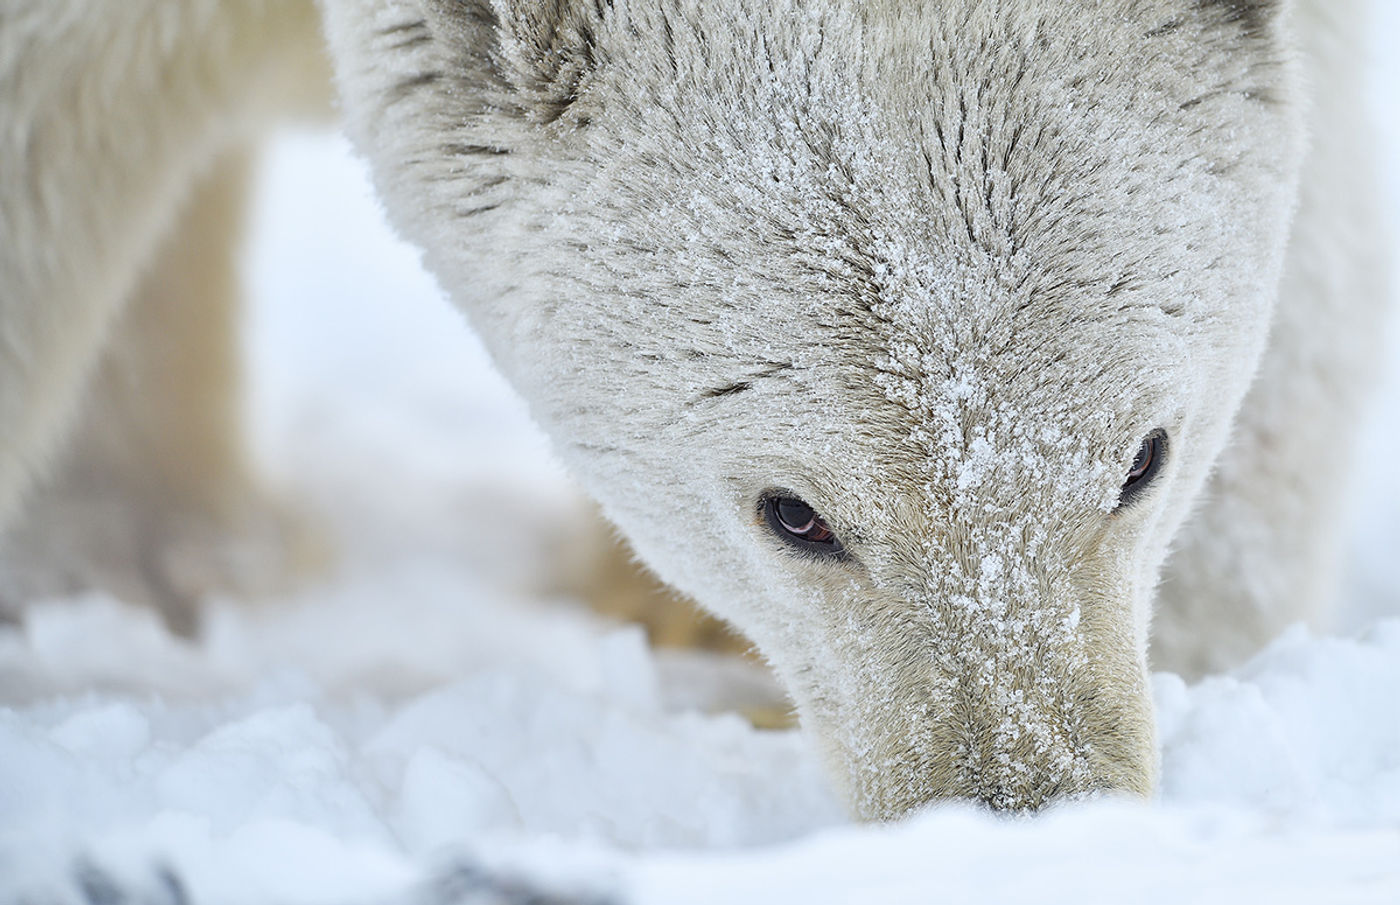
[3,17,1400,900]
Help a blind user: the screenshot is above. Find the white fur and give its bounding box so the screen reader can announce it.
[0,0,1388,817]
[0,0,325,517]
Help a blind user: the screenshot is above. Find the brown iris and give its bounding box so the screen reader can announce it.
[762,494,845,557]
[1119,430,1167,507]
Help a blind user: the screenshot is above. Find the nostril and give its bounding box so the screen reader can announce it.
[978,776,1123,813]
[974,785,1054,814]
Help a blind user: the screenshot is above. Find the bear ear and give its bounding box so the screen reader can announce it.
[420,0,609,123]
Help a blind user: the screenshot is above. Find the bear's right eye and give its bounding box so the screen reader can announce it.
[761,493,846,558]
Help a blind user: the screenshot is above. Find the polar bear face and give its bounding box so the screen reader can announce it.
[324,0,1304,815]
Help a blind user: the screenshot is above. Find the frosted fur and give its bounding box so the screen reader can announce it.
[0,0,1388,816]
[320,0,1337,814]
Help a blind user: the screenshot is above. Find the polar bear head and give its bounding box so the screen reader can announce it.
[323,0,1304,816]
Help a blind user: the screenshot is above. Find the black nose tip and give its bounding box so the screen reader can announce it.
[975,776,1120,813]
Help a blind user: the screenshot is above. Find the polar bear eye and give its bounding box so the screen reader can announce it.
[1118,430,1168,507]
[762,493,846,557]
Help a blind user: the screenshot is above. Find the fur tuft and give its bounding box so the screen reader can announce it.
[421,0,612,123]
[1196,0,1283,39]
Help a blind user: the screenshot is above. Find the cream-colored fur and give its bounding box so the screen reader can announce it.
[0,1,330,629]
[0,150,325,633]
[1151,2,1391,677]
[0,0,1388,817]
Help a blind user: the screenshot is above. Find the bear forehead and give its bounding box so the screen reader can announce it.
[566,0,1284,308]
[560,2,1264,336]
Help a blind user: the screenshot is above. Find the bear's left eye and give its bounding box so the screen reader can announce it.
[1118,430,1168,507]
[761,493,846,558]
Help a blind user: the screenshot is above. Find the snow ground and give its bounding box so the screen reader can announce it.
[3,19,1400,904]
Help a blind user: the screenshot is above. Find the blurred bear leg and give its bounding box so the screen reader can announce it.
[0,150,328,636]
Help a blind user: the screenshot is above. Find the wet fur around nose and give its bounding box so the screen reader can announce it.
[319,0,1355,817]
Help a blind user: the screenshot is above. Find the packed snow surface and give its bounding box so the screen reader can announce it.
[4,57,1400,903]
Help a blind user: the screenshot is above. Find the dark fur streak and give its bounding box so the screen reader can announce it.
[1196,0,1276,40]
[930,117,947,156]
[921,149,939,191]
[661,10,679,77]
[1179,88,1225,111]
[702,381,752,399]
[388,71,443,104]
[456,203,501,217]
[571,441,622,455]
[443,142,511,156]
[385,32,432,52]
[697,362,794,403]
[377,19,427,38]
[1145,18,1185,38]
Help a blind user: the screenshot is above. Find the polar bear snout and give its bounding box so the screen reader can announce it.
[782,572,1159,819]
[824,668,1158,819]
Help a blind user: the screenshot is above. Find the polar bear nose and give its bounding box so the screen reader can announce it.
[931,673,1156,813]
[972,774,1118,812]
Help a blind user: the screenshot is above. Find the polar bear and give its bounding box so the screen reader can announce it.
[0,0,334,633]
[0,0,1388,816]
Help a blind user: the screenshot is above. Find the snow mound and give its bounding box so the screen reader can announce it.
[2,594,1399,903]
